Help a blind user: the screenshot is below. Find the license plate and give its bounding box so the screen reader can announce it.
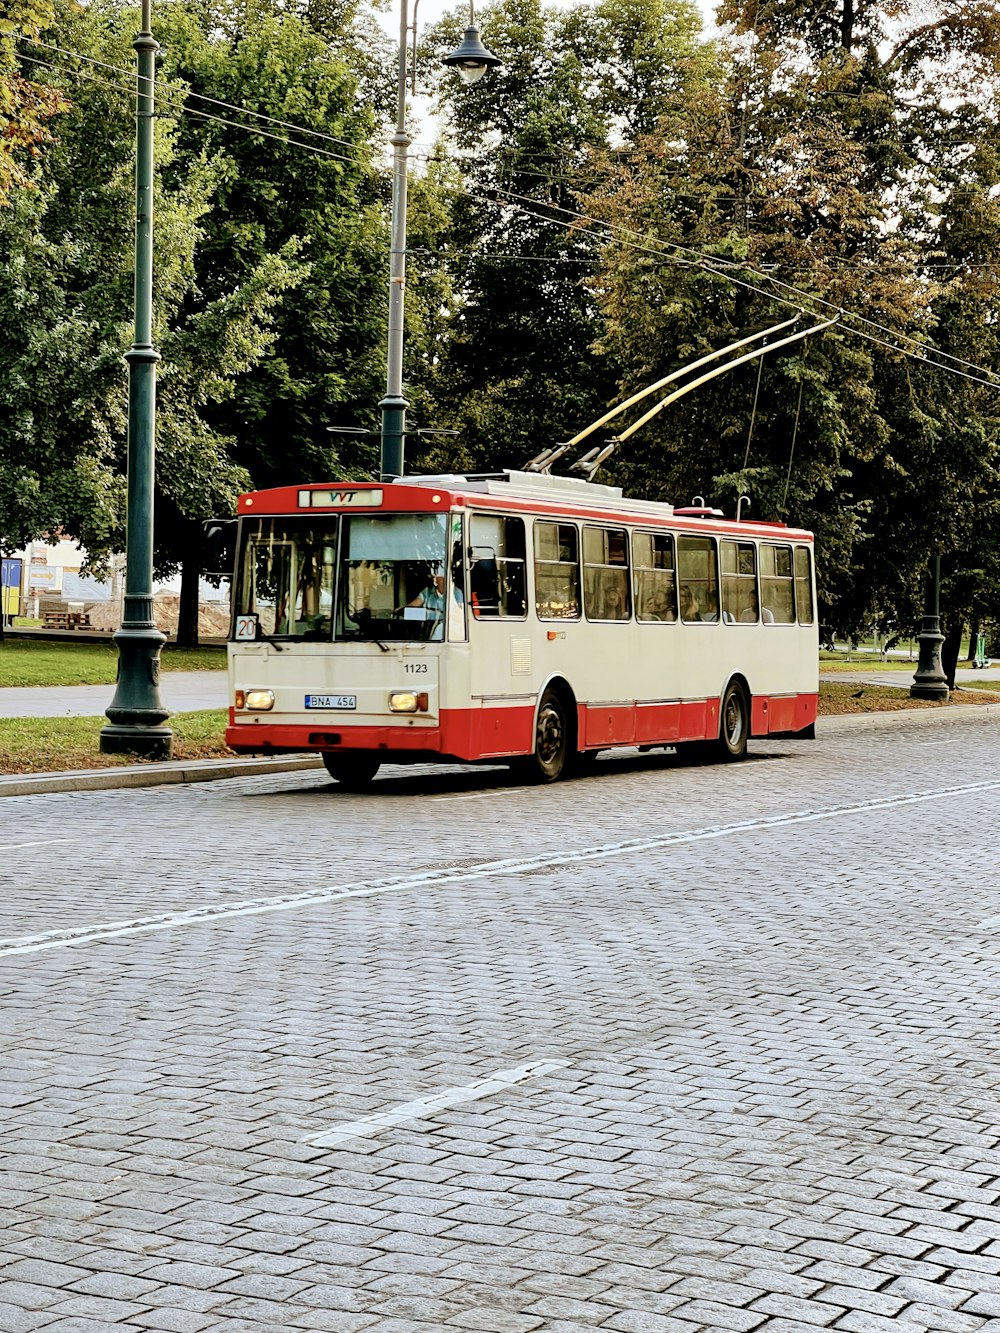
[305,695,356,710]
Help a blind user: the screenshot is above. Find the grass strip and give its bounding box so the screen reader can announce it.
[0,710,231,774]
[0,640,226,687]
[818,681,1000,715]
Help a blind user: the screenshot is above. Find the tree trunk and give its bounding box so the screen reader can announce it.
[941,616,963,691]
[966,615,980,664]
[840,0,855,49]
[177,548,201,649]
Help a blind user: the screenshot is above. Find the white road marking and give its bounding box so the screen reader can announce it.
[3,777,1000,962]
[428,789,521,802]
[308,1060,567,1148]
[7,839,72,852]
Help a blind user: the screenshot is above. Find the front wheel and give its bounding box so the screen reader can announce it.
[717,680,749,761]
[321,752,381,790]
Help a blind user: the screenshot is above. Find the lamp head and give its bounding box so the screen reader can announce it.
[442,25,501,84]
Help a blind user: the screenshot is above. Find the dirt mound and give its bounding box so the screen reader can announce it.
[85,592,231,637]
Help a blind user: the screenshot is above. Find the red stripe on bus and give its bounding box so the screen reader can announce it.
[226,692,818,760]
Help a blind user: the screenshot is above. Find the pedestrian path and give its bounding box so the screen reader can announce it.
[822,664,1000,689]
[0,670,226,718]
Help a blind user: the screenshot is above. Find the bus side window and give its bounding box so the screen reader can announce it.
[469,515,527,619]
[633,531,676,622]
[584,526,630,621]
[761,544,795,623]
[534,521,580,619]
[469,548,500,616]
[721,540,759,623]
[677,534,719,622]
[795,546,814,623]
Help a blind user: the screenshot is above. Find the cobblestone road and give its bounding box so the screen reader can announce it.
[3,713,1000,1332]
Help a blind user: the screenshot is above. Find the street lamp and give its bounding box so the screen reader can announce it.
[379,1,500,482]
[100,0,173,759]
[910,553,950,700]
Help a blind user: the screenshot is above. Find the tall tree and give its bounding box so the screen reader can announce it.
[411,0,713,476]
[588,0,1000,637]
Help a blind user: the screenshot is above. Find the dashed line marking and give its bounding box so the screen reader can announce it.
[8,839,73,852]
[307,1060,568,1148]
[3,778,1000,962]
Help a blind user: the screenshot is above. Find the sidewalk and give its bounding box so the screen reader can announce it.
[821,664,1000,688]
[0,669,226,718]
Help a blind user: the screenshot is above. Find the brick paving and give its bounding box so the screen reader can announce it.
[2,714,1000,1330]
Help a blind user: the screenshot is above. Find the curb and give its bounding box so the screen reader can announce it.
[1,701,997,797]
[0,754,322,798]
[818,700,1000,733]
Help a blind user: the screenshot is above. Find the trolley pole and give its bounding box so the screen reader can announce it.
[100,0,173,759]
[910,554,949,700]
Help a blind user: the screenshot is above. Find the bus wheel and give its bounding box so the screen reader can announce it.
[521,687,569,783]
[321,752,381,790]
[717,681,749,761]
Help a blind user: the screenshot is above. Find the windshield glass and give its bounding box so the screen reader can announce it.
[338,513,449,642]
[235,519,337,640]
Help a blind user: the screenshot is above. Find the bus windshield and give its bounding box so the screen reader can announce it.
[338,513,449,643]
[236,513,451,642]
[236,519,337,640]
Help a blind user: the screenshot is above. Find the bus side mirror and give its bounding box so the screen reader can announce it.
[203,519,236,576]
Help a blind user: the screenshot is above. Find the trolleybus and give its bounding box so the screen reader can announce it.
[224,469,818,786]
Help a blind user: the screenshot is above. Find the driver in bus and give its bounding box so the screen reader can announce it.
[406,566,447,615]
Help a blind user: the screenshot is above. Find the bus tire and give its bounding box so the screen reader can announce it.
[517,686,571,783]
[321,752,381,790]
[716,680,749,761]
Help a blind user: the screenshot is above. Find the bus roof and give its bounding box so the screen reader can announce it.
[238,470,813,541]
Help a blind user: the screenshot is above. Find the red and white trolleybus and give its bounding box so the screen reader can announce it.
[224,469,818,786]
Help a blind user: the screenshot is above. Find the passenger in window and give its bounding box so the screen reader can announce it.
[680,586,701,621]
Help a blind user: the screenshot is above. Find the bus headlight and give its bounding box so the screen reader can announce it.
[389,691,428,713]
[244,689,275,711]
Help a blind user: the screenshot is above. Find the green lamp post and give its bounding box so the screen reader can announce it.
[378,1,500,482]
[910,553,950,700]
[100,0,173,759]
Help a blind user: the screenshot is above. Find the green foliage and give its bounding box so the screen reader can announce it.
[587,0,1000,636]
[0,0,67,199]
[409,0,713,474]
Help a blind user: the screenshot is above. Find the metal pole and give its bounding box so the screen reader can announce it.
[910,554,949,700]
[100,0,173,758]
[378,0,411,482]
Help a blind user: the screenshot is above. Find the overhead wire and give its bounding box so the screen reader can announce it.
[20,35,375,161]
[17,40,1000,390]
[489,186,1000,388]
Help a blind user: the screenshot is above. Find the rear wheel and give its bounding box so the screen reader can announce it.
[321,752,381,790]
[717,680,749,761]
